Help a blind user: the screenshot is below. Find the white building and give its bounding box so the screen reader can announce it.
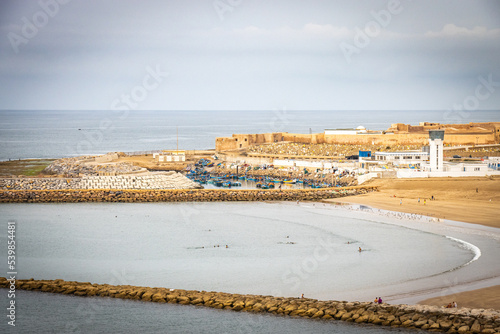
[153,150,186,162]
[325,126,367,135]
[488,157,500,171]
[373,151,428,165]
[428,130,444,171]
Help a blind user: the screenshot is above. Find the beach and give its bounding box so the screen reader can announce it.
[331,176,500,310]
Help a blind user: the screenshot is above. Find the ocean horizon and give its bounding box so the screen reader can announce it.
[1,110,499,161]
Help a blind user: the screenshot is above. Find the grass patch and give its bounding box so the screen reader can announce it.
[0,159,55,177]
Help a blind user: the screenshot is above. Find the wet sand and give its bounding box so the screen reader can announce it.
[329,176,500,310]
[419,285,500,310]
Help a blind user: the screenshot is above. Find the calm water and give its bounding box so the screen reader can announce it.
[1,110,500,333]
[10,290,426,334]
[1,110,499,160]
[2,201,499,333]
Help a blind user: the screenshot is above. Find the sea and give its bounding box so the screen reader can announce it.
[1,110,500,333]
[1,110,499,161]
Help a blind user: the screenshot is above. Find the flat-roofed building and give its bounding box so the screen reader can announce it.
[373,151,428,165]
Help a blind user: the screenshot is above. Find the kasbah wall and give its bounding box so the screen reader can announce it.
[215,122,500,151]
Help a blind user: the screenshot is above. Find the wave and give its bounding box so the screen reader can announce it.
[445,235,481,267]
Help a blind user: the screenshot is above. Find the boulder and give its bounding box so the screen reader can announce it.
[458,325,470,333]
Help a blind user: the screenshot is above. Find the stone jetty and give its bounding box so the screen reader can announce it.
[42,153,144,177]
[1,277,499,333]
[0,186,375,203]
[0,172,200,191]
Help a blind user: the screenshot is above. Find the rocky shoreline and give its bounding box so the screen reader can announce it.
[0,186,375,203]
[2,277,499,333]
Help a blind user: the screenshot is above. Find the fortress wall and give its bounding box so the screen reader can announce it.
[216,131,498,151]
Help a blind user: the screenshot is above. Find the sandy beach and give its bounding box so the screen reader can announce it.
[330,176,500,310]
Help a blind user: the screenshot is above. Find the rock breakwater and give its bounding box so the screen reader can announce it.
[42,153,144,176]
[2,278,499,333]
[0,172,200,191]
[0,186,374,203]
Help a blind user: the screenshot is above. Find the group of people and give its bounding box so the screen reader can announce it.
[374,297,383,304]
[445,301,458,308]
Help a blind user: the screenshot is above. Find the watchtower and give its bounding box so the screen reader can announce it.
[428,130,444,171]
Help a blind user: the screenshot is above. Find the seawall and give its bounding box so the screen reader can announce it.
[0,186,376,203]
[2,278,499,333]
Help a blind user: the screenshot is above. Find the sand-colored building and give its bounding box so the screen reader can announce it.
[215,122,500,152]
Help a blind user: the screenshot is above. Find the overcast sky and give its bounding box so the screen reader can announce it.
[0,0,499,110]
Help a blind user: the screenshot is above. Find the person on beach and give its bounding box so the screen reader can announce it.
[424,199,426,205]
[400,199,402,205]
[378,297,382,304]
[418,197,420,203]
[374,297,378,303]
[301,294,304,299]
[358,247,362,252]
[453,301,457,308]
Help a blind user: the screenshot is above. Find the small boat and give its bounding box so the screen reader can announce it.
[283,179,296,184]
[267,183,275,189]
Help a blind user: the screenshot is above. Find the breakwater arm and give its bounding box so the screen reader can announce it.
[1,277,498,333]
[0,186,376,203]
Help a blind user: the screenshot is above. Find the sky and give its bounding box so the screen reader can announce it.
[0,0,499,111]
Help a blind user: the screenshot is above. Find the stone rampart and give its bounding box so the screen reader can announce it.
[0,186,375,203]
[1,278,499,333]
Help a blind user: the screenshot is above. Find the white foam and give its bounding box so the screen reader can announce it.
[445,235,481,266]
